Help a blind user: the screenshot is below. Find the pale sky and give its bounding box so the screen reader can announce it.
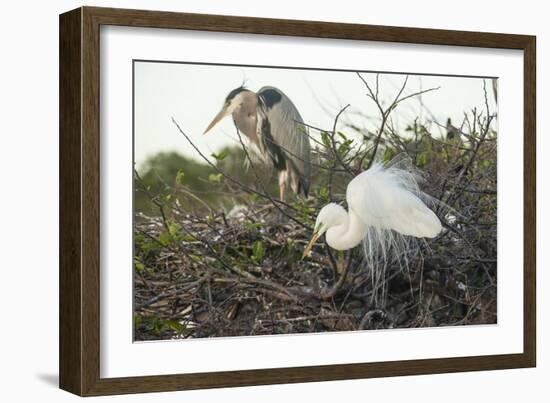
[134,61,497,168]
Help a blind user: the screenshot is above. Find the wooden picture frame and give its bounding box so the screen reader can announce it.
[59,6,536,396]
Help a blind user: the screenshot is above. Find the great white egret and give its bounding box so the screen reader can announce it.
[204,86,311,201]
[303,156,442,258]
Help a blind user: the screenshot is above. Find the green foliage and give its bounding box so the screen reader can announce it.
[134,259,145,273]
[134,232,160,256]
[244,221,262,231]
[134,146,282,216]
[251,240,265,264]
[175,169,185,185]
[168,222,181,238]
[133,313,142,328]
[208,173,222,183]
[292,198,316,226]
[336,131,354,156]
[321,131,331,147]
[416,151,429,167]
[135,151,217,215]
[211,150,228,161]
[316,186,330,203]
[158,231,172,246]
[134,315,189,337]
[383,147,397,162]
[164,320,186,334]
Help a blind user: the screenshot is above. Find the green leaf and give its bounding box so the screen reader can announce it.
[165,320,185,334]
[175,169,185,185]
[251,240,265,263]
[134,261,145,272]
[181,234,196,242]
[321,132,331,147]
[168,222,181,238]
[208,173,222,183]
[416,151,428,167]
[140,240,159,253]
[211,150,228,161]
[337,131,348,141]
[245,222,262,231]
[159,231,171,246]
[317,186,329,202]
[133,313,142,328]
[146,316,167,335]
[383,147,397,162]
[338,141,352,155]
[189,254,202,263]
[297,124,308,135]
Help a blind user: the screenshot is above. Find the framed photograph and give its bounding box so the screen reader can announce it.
[59,6,536,396]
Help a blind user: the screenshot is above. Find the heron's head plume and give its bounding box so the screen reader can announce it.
[204,86,249,135]
[225,86,248,104]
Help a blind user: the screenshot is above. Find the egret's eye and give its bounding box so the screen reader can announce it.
[314,222,323,233]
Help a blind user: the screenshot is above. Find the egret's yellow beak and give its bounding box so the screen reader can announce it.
[302,231,321,258]
[203,108,227,135]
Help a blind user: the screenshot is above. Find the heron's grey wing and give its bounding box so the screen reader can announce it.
[257,86,311,196]
[347,163,441,238]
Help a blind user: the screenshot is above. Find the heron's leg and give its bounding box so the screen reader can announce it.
[278,170,288,201]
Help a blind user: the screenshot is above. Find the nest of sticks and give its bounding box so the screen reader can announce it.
[133,195,496,341]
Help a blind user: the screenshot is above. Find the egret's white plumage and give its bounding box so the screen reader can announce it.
[304,155,442,259]
[347,160,441,238]
[304,155,442,305]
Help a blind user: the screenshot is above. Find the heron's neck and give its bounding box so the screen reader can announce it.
[325,208,368,251]
[231,91,259,146]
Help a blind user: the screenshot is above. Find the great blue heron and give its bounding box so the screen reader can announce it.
[204,86,311,201]
[303,156,441,257]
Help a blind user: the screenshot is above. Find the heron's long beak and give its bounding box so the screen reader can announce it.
[203,108,228,135]
[302,231,321,258]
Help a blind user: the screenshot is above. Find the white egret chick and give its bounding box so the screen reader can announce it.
[303,157,442,258]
